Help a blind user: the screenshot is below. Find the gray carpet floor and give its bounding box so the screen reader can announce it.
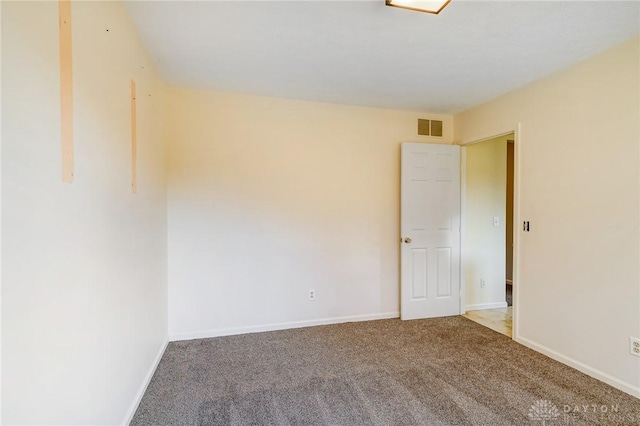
[132,316,640,425]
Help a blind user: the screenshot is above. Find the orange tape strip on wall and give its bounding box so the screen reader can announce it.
[59,0,74,182]
[131,80,137,194]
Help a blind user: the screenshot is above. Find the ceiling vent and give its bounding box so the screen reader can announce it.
[418,119,443,137]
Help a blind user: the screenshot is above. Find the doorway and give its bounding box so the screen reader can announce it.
[505,140,515,307]
[461,132,515,338]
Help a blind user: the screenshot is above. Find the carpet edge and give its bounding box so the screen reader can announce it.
[122,338,170,426]
[169,312,400,342]
[516,335,640,399]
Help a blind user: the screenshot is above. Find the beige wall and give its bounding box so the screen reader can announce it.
[464,134,510,309]
[166,87,453,338]
[3,2,637,422]
[2,2,168,424]
[455,37,640,397]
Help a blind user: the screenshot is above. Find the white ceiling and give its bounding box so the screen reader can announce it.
[124,1,640,114]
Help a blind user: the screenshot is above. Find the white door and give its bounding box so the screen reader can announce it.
[401,143,461,320]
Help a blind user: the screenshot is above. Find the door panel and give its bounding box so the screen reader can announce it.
[436,247,451,297]
[401,143,460,320]
[411,249,428,299]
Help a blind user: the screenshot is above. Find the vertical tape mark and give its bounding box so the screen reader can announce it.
[59,0,74,182]
[131,80,137,194]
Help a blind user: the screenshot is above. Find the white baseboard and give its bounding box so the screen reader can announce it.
[465,301,508,311]
[122,338,169,426]
[169,312,400,342]
[516,335,640,399]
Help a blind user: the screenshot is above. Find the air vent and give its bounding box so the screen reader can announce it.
[418,119,430,136]
[430,120,443,137]
[417,119,443,137]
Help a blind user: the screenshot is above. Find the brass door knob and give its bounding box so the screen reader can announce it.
[404,237,412,243]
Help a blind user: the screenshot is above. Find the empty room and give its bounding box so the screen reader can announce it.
[2,0,640,425]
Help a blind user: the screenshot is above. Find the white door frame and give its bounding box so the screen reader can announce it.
[458,123,521,340]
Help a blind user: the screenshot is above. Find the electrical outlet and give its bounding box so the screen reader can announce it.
[631,337,640,357]
[493,216,499,227]
[480,279,486,289]
[308,289,316,301]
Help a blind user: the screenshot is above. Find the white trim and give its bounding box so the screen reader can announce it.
[458,126,517,147]
[465,301,508,311]
[515,336,640,399]
[122,338,169,426]
[459,147,467,315]
[512,123,522,340]
[169,312,400,342]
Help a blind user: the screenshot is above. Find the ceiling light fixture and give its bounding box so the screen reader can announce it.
[385,0,451,14]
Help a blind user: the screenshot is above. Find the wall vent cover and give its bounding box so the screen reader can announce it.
[418,119,430,136]
[417,119,443,137]
[430,120,443,137]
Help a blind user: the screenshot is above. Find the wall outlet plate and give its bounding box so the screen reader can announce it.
[308,289,316,301]
[630,337,640,357]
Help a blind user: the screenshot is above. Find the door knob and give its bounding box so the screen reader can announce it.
[404,237,412,243]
